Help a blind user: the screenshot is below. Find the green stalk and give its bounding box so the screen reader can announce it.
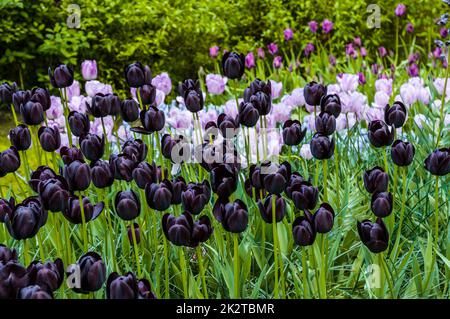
[391,167,407,259]
[322,159,328,202]
[61,88,73,148]
[302,248,309,299]
[101,117,110,158]
[320,235,327,298]
[179,247,188,298]
[23,239,30,265]
[272,195,279,298]
[155,132,165,180]
[334,134,340,213]
[78,192,88,252]
[377,253,384,298]
[130,221,141,277]
[233,233,240,298]
[10,104,18,126]
[163,234,170,298]
[196,246,208,298]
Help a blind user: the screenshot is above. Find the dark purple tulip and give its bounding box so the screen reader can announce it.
[320,94,341,117]
[68,111,90,137]
[138,84,156,106]
[145,180,173,211]
[391,140,415,166]
[282,120,306,146]
[48,65,74,88]
[371,192,393,217]
[191,215,214,245]
[310,133,335,160]
[384,101,407,128]
[263,161,291,194]
[203,121,219,142]
[9,124,31,151]
[138,278,156,299]
[0,198,14,223]
[357,218,389,253]
[363,166,389,194]
[161,134,189,163]
[124,62,152,88]
[313,203,335,233]
[0,146,20,176]
[304,81,327,106]
[249,91,272,115]
[249,163,266,189]
[424,148,450,176]
[30,88,51,111]
[12,90,31,114]
[38,177,69,212]
[171,176,187,205]
[215,199,248,233]
[115,190,140,221]
[29,166,57,192]
[120,99,140,122]
[38,126,61,152]
[162,212,212,247]
[181,181,211,215]
[87,93,110,118]
[91,160,115,188]
[20,101,44,125]
[109,154,135,181]
[69,252,106,293]
[63,160,91,191]
[283,172,304,198]
[132,161,157,189]
[80,133,105,162]
[132,106,165,134]
[27,259,64,293]
[210,163,238,199]
[63,196,104,224]
[180,79,204,113]
[217,113,239,138]
[244,79,272,102]
[60,146,84,165]
[368,120,394,148]
[315,112,336,136]
[0,244,17,263]
[0,261,30,299]
[18,285,52,299]
[127,223,141,245]
[122,139,148,163]
[238,101,259,127]
[4,197,47,240]
[0,82,17,105]
[107,93,121,116]
[257,194,286,223]
[106,272,139,299]
[286,180,318,210]
[292,211,316,246]
[222,52,245,79]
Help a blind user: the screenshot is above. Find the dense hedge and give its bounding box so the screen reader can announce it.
[0,0,443,92]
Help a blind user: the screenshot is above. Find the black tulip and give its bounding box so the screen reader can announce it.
[91,160,115,188]
[0,82,17,105]
[38,126,61,152]
[4,197,47,240]
[80,133,105,162]
[27,259,64,293]
[0,146,21,176]
[304,81,327,106]
[107,93,121,116]
[122,139,148,163]
[286,180,318,210]
[180,79,204,113]
[145,180,173,211]
[363,166,389,194]
[132,106,165,134]
[109,154,136,182]
[210,164,238,199]
[137,278,157,299]
[263,161,291,194]
[371,192,393,217]
[315,111,336,136]
[48,65,74,88]
[68,252,106,294]
[161,134,189,163]
[124,62,152,88]
[217,113,239,138]
[9,124,31,151]
[215,199,248,233]
[171,176,187,205]
[30,88,51,111]
[310,133,335,160]
[282,120,306,146]
[313,203,335,233]
[222,52,245,79]
[181,181,211,215]
[391,140,415,166]
[106,272,139,299]
[132,161,157,189]
[424,148,450,176]
[20,101,44,125]
[384,101,407,128]
[257,194,286,223]
[68,111,90,137]
[38,177,69,212]
[138,84,156,106]
[243,79,272,102]
[368,120,394,148]
[163,212,212,247]
[63,160,91,191]
[238,101,260,127]
[0,244,17,263]
[249,91,272,115]
[127,223,141,245]
[18,285,52,299]
[357,218,389,253]
[0,198,14,223]
[120,99,140,122]
[12,90,31,114]
[60,146,84,165]
[87,93,110,118]
[29,166,57,192]
[292,211,316,246]
[283,172,304,197]
[0,261,30,299]
[63,195,103,224]
[115,190,140,221]
[320,94,341,118]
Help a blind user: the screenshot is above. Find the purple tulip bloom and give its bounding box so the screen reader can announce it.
[245,52,255,69]
[329,55,336,66]
[268,43,278,55]
[406,22,414,33]
[322,19,333,34]
[304,43,315,56]
[395,4,406,17]
[209,46,219,58]
[309,20,318,33]
[273,56,282,69]
[358,72,366,85]
[378,46,387,57]
[81,60,97,80]
[151,72,172,95]
[407,63,419,77]
[284,28,294,41]
[205,74,227,95]
[257,48,265,59]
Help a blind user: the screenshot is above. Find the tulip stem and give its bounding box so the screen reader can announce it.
[23,239,30,265]
[233,233,240,298]
[383,149,388,180]
[334,134,340,213]
[61,88,73,148]
[377,253,385,298]
[155,132,165,180]
[101,117,110,158]
[10,103,18,126]
[272,195,279,298]
[302,248,310,299]
[196,246,208,298]
[130,221,141,277]
[391,167,407,260]
[78,192,88,252]
[179,247,188,298]
[163,234,170,298]
[36,231,46,262]
[322,159,328,202]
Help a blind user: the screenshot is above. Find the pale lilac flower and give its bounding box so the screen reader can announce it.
[327,84,341,95]
[373,91,390,108]
[91,116,114,139]
[81,60,97,80]
[48,116,66,131]
[59,133,77,149]
[378,46,387,57]
[270,80,283,100]
[360,47,367,58]
[432,99,442,111]
[337,74,359,92]
[85,80,112,97]
[210,46,219,58]
[340,91,367,113]
[155,89,165,106]
[414,114,427,129]
[266,131,282,158]
[284,28,294,41]
[152,72,172,95]
[167,108,192,130]
[433,78,447,95]
[281,88,305,107]
[308,21,318,33]
[47,96,64,120]
[365,107,384,122]
[273,56,282,69]
[395,4,406,17]
[69,95,88,113]
[224,98,241,118]
[375,78,393,95]
[305,102,316,113]
[322,19,333,34]
[304,43,315,56]
[271,102,292,123]
[300,144,313,160]
[445,114,450,126]
[406,22,414,33]
[417,87,430,105]
[198,109,219,128]
[206,74,227,95]
[257,48,265,59]
[400,83,418,106]
[267,43,278,55]
[67,80,81,100]
[117,125,133,143]
[304,114,316,131]
[245,52,255,69]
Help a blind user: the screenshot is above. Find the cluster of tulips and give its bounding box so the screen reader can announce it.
[0,47,449,299]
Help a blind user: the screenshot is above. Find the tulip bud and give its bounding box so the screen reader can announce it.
[315,112,336,136]
[249,91,272,115]
[0,82,17,105]
[313,203,335,233]
[91,160,115,188]
[138,278,156,299]
[0,244,17,263]
[180,79,204,113]
[48,65,74,88]
[384,101,407,128]
[181,181,211,215]
[0,261,30,298]
[63,160,91,191]
[371,192,393,217]
[20,101,44,125]
[363,166,389,194]
[132,161,157,189]
[124,62,152,88]
[171,176,187,205]
[87,93,111,118]
[106,272,139,299]
[215,199,248,233]
[60,146,84,165]
[63,195,104,224]
[29,166,57,192]
[38,177,69,212]
[132,106,165,134]
[0,146,21,176]
[257,194,286,223]
[424,148,450,176]
[120,99,140,122]
[114,190,140,221]
[210,164,238,199]
[122,139,148,163]
[107,93,121,116]
[292,211,316,246]
[244,79,271,100]
[217,113,239,138]
[18,285,52,299]
[357,218,389,253]
[282,120,306,146]
[12,90,31,114]
[138,84,156,106]
[68,111,90,137]
[238,101,260,127]
[286,180,318,210]
[27,259,64,293]
[310,133,335,160]
[0,197,15,223]
[109,154,136,182]
[222,52,245,79]
[368,120,394,148]
[391,140,415,166]
[145,180,173,211]
[4,197,47,240]
[263,161,291,194]
[320,94,341,117]
[161,134,189,163]
[80,133,105,162]
[304,81,327,106]
[9,124,31,151]
[127,223,141,245]
[38,126,61,152]
[69,252,106,293]
[30,88,51,111]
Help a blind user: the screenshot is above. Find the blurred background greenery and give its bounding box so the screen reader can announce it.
[0,0,442,93]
